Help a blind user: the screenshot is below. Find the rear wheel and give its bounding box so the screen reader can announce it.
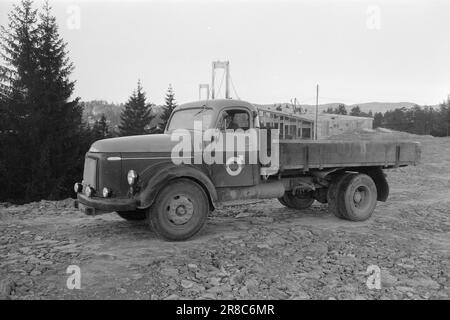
[116,210,146,221]
[280,191,315,210]
[338,173,377,221]
[147,179,209,241]
[327,172,357,218]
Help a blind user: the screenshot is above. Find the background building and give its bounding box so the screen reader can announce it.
[303,113,373,139]
[258,105,373,140]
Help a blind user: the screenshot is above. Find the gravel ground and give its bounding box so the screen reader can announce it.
[0,135,449,300]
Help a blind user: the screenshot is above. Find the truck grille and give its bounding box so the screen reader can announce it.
[83,157,97,189]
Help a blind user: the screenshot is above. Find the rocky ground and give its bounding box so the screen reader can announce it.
[0,135,449,300]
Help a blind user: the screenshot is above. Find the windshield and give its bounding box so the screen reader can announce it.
[166,108,214,131]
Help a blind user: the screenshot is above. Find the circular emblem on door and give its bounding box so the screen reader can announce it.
[225,156,244,176]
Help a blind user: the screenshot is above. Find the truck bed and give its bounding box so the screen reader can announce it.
[279,140,421,171]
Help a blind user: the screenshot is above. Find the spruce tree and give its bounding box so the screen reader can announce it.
[350,105,362,116]
[92,114,110,140]
[160,84,177,129]
[324,107,334,114]
[335,104,348,115]
[0,0,39,140]
[0,0,40,201]
[0,0,84,201]
[373,112,383,128]
[30,1,83,199]
[119,81,154,136]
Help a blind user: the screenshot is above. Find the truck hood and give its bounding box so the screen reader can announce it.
[89,134,179,153]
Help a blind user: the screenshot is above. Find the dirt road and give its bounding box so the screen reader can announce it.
[1,136,449,300]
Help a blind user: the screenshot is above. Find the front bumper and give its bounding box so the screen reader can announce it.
[76,193,137,215]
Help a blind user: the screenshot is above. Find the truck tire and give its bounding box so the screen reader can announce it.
[327,172,357,219]
[337,173,378,221]
[280,191,315,210]
[116,210,146,221]
[277,196,288,206]
[147,179,209,241]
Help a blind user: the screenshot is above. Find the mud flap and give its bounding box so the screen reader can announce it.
[357,167,389,202]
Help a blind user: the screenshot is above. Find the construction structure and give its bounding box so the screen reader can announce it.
[211,61,230,99]
[199,84,210,100]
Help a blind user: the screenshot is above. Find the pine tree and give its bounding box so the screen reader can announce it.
[350,105,362,116]
[0,0,39,139]
[439,98,450,136]
[160,84,177,130]
[335,104,348,115]
[31,0,83,199]
[373,112,383,128]
[0,0,39,99]
[119,81,154,136]
[92,114,110,140]
[324,107,334,114]
[0,0,40,201]
[0,0,84,201]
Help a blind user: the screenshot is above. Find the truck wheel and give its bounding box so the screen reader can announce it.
[116,210,146,221]
[281,191,315,210]
[277,196,288,206]
[337,173,378,221]
[147,179,209,241]
[327,172,357,218]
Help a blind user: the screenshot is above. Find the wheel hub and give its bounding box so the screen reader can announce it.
[353,186,369,208]
[167,195,194,225]
[354,191,363,204]
[176,206,186,216]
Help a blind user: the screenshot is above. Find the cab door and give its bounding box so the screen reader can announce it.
[207,107,259,187]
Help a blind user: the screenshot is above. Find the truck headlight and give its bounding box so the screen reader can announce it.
[102,187,111,198]
[85,186,94,197]
[127,170,138,185]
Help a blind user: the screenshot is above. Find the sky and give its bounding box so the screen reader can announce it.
[1,0,449,106]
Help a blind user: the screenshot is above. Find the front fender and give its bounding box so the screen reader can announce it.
[136,161,218,210]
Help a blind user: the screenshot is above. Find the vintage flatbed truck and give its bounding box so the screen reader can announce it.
[74,99,421,241]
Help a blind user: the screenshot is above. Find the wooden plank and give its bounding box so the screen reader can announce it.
[279,140,420,170]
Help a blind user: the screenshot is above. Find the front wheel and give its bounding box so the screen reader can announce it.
[147,179,209,241]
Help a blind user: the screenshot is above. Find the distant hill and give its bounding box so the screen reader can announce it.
[314,102,418,114]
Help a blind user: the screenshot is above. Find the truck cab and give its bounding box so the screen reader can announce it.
[75,99,421,241]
